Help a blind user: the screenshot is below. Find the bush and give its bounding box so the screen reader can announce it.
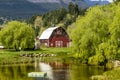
[88,54,105,65]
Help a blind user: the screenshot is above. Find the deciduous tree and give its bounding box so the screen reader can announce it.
[71,4,120,65]
[0,21,35,50]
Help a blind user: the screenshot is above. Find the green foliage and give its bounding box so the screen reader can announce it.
[71,3,120,65]
[33,16,43,36]
[68,2,79,16]
[92,68,120,80]
[27,15,39,24]
[103,68,120,80]
[113,0,120,4]
[41,3,86,29]
[0,21,35,50]
[42,7,67,27]
[88,54,105,65]
[27,2,86,37]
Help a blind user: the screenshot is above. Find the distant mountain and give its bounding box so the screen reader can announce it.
[0,0,111,19]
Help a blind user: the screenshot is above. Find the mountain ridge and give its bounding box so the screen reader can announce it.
[0,0,110,19]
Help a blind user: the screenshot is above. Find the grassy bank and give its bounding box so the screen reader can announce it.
[0,47,71,65]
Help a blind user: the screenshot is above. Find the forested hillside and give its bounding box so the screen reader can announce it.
[0,0,110,19]
[27,2,86,37]
[0,0,66,19]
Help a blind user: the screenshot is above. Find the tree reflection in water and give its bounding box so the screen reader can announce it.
[0,65,34,80]
[0,61,104,80]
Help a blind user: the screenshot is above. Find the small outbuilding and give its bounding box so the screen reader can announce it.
[39,26,70,47]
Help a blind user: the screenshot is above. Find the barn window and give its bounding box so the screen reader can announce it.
[67,42,70,48]
[51,43,53,47]
[55,41,63,47]
[57,30,62,35]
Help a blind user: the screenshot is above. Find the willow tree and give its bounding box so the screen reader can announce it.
[71,3,120,65]
[0,21,35,50]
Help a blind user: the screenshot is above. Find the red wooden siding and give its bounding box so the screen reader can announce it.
[39,27,70,47]
[49,36,70,47]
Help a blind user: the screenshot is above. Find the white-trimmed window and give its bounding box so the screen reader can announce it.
[55,41,63,47]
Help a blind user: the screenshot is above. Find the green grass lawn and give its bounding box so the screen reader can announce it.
[0,47,71,65]
[0,47,71,53]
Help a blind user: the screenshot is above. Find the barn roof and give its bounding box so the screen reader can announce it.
[39,27,58,39]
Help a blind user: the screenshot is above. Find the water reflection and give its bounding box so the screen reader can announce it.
[0,65,34,80]
[70,64,104,80]
[35,62,69,80]
[39,62,54,80]
[0,60,104,80]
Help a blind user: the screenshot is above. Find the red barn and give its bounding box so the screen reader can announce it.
[39,27,70,47]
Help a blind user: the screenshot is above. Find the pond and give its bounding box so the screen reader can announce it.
[0,57,104,80]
